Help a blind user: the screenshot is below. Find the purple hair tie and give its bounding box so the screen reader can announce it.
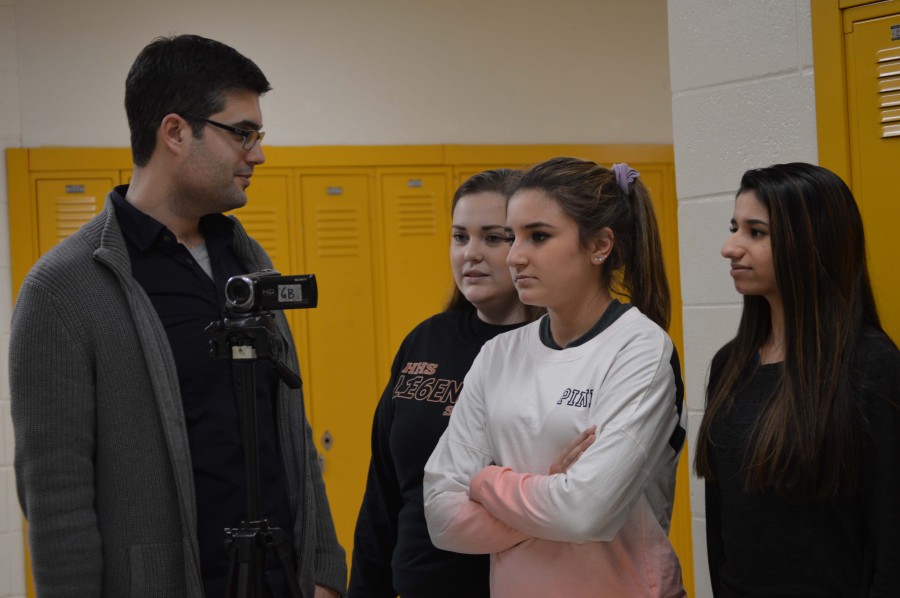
[611,163,640,194]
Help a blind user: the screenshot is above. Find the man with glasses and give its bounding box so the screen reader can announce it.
[11,34,346,597]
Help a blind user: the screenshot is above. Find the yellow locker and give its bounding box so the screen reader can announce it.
[844,6,900,342]
[231,170,294,271]
[297,171,381,565]
[10,145,688,596]
[35,176,116,253]
[378,169,452,358]
[623,163,693,595]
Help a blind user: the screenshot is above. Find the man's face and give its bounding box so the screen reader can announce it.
[176,89,265,218]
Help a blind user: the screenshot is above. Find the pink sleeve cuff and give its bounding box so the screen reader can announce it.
[470,465,507,503]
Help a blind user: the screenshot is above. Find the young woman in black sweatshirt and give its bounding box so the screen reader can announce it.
[348,169,543,597]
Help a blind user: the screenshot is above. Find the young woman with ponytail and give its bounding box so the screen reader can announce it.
[424,156,687,597]
[696,162,900,596]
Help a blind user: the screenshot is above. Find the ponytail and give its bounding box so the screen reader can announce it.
[621,175,671,330]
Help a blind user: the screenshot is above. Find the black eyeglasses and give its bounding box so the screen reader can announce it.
[179,113,265,150]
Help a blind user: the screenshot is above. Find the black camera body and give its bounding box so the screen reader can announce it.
[224,269,318,314]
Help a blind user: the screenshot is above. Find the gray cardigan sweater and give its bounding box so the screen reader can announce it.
[11,198,346,597]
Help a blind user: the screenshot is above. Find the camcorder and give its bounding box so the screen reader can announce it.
[224,269,318,314]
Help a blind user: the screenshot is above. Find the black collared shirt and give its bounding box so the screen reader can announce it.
[111,186,293,597]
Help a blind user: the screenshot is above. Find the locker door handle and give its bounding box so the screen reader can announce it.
[318,430,333,474]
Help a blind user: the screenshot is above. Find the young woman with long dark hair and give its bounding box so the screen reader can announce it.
[695,162,900,596]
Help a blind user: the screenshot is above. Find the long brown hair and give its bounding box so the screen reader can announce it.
[444,169,542,322]
[514,156,671,330]
[694,163,889,501]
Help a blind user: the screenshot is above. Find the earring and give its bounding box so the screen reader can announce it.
[593,255,607,264]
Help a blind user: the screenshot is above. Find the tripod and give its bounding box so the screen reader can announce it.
[207,312,303,598]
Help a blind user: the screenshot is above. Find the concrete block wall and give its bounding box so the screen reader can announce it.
[0,0,24,596]
[666,1,818,596]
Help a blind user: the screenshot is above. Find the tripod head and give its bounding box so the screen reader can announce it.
[206,311,302,389]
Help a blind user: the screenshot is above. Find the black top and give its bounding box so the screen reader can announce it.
[705,329,900,597]
[539,299,632,349]
[349,309,527,598]
[112,188,294,597]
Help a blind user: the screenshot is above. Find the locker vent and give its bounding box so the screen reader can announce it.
[316,206,361,257]
[236,208,280,263]
[53,196,97,241]
[396,197,436,236]
[876,46,900,138]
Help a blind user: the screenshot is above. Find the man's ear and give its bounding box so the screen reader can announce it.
[590,227,615,262]
[159,113,190,154]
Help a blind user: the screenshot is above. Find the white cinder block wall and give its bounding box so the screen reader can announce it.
[667,1,818,596]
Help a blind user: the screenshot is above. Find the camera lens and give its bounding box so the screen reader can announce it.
[225,276,255,312]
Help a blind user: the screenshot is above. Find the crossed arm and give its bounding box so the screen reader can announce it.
[423,335,678,552]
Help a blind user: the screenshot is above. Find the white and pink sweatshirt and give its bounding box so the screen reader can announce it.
[423,307,687,598]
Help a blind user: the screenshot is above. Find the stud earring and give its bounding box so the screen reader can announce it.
[593,255,607,264]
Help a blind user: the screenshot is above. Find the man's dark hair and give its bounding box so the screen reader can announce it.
[125,34,272,166]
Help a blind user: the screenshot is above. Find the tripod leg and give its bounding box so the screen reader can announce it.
[225,541,250,598]
[264,528,303,598]
[225,527,263,598]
